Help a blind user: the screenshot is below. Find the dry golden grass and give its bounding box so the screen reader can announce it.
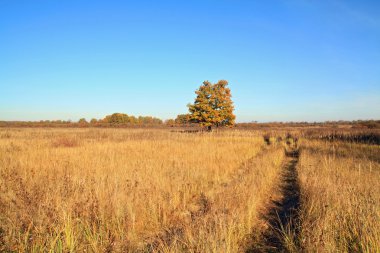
[2,128,379,252]
[298,139,380,252]
[0,128,285,252]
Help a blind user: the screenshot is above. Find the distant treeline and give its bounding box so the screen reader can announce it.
[0,114,379,129]
[236,120,380,129]
[0,113,198,128]
[0,113,164,128]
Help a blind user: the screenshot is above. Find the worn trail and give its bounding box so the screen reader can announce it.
[247,149,301,253]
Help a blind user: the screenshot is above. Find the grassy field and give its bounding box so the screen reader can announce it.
[298,139,380,252]
[0,128,379,252]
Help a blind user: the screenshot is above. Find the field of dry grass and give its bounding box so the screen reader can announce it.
[0,128,379,252]
[0,128,286,252]
[298,139,380,252]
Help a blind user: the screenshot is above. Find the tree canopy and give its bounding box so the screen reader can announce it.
[102,113,162,125]
[188,80,235,129]
[175,114,191,125]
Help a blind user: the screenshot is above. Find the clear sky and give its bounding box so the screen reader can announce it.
[1,0,379,122]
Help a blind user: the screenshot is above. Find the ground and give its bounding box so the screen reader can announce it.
[0,128,379,252]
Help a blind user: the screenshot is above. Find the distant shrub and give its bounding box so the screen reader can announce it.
[263,134,271,145]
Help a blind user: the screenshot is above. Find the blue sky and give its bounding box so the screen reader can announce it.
[1,0,379,122]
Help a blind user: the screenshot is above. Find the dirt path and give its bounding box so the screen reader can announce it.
[247,149,301,252]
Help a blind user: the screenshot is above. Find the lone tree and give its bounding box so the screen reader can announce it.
[188,80,235,130]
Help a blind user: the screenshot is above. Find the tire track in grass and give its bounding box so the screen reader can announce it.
[247,148,301,253]
[145,145,273,252]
